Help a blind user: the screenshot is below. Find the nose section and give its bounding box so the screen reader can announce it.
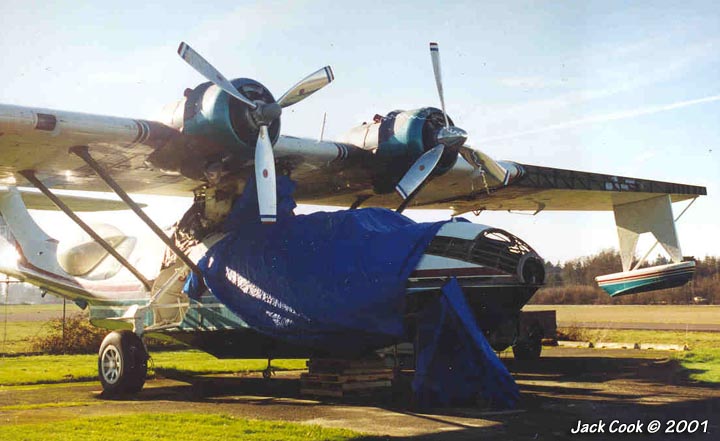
[436,125,468,148]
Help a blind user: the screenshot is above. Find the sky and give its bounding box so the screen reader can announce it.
[0,0,718,263]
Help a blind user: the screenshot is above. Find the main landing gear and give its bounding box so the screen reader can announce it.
[68,145,200,396]
[262,358,275,379]
[22,148,202,397]
[512,321,543,361]
[98,330,149,396]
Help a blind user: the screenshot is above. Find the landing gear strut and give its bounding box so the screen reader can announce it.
[98,330,148,396]
[262,358,275,379]
[512,322,543,361]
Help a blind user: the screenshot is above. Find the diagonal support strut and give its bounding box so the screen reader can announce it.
[19,170,153,291]
[69,146,202,278]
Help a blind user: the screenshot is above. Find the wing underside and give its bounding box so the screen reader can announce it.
[418,163,706,214]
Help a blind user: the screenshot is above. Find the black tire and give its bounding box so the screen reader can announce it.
[98,330,148,396]
[512,337,542,360]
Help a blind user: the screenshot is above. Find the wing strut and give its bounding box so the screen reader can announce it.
[18,170,153,291]
[69,146,202,278]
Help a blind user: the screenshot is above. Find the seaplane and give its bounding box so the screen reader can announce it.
[0,42,705,400]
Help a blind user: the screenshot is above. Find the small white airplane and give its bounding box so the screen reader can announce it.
[0,42,705,396]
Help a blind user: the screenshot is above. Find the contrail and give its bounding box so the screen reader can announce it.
[479,94,720,142]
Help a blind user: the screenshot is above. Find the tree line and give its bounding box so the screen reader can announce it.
[530,250,719,305]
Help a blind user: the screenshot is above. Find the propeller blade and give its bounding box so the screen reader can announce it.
[429,42,450,128]
[178,42,257,109]
[459,145,509,186]
[395,144,445,200]
[255,125,277,223]
[277,66,334,108]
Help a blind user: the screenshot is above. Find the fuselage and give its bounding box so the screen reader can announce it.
[0,190,544,358]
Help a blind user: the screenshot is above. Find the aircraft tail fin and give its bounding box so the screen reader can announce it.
[0,188,91,304]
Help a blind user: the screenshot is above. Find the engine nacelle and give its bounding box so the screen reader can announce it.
[341,108,460,194]
[160,78,281,161]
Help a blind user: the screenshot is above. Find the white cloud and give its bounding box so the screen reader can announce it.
[478,93,720,142]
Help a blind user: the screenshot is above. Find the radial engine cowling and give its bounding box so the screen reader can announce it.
[341,108,460,194]
[162,78,281,160]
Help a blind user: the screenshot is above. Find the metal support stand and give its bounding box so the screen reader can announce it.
[396,180,428,214]
[350,195,372,210]
[62,298,66,354]
[70,146,201,278]
[19,170,153,291]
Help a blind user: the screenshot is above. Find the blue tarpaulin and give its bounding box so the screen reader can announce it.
[186,175,446,353]
[186,175,518,408]
[412,278,520,408]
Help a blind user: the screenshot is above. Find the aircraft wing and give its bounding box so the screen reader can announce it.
[284,145,706,215]
[0,104,201,197]
[2,188,140,211]
[414,161,707,215]
[0,103,706,215]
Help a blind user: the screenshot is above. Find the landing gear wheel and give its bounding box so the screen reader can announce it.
[98,330,148,396]
[512,325,543,361]
[262,358,275,379]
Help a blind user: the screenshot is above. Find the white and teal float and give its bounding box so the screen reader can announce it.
[595,261,696,297]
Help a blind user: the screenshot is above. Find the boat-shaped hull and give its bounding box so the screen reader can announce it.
[162,222,547,359]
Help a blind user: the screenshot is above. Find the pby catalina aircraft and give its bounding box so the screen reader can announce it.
[0,42,706,396]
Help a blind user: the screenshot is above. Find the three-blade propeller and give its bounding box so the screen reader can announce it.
[395,42,469,203]
[178,42,334,224]
[395,42,510,208]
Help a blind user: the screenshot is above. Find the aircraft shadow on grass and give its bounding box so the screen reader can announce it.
[93,354,719,440]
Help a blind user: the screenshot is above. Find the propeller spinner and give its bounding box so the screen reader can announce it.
[177,42,334,224]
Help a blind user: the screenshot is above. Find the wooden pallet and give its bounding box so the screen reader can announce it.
[306,358,388,373]
[300,380,392,398]
[301,372,393,383]
[301,357,394,398]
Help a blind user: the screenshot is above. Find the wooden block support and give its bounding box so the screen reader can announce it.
[301,357,394,398]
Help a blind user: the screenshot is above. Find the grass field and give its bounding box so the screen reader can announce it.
[0,350,307,386]
[552,328,720,383]
[0,413,372,441]
[0,321,48,353]
[556,328,719,350]
[675,349,720,383]
[525,304,720,324]
[1,304,82,354]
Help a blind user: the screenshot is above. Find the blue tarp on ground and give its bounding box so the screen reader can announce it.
[186,175,518,408]
[412,278,520,408]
